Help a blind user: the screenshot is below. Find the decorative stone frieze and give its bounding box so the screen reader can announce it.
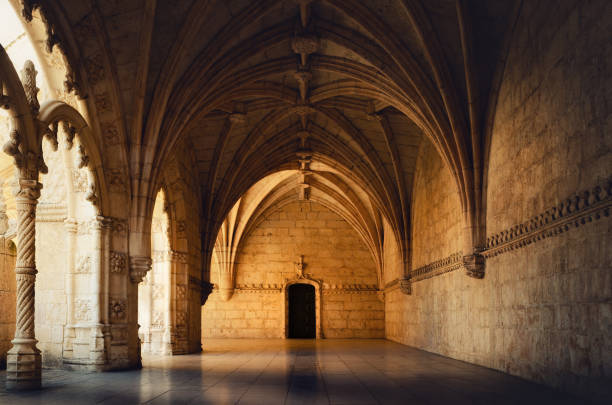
[129,256,152,283]
[483,178,612,258]
[385,181,612,286]
[410,252,463,281]
[110,251,127,273]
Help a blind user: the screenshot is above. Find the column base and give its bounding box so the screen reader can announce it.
[6,339,42,390]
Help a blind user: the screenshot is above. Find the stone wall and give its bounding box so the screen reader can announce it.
[386,1,612,402]
[203,201,384,339]
[0,237,16,369]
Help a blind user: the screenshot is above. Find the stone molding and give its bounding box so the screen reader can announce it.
[410,252,464,282]
[483,179,612,258]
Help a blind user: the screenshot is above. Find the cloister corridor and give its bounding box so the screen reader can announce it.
[0,339,583,405]
[0,0,610,404]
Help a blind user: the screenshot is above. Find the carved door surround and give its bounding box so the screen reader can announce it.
[282,255,322,339]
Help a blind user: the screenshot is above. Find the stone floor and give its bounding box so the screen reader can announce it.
[0,339,587,404]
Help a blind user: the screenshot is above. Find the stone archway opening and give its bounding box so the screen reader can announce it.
[138,190,172,356]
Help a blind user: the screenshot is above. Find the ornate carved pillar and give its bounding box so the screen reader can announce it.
[6,179,42,390]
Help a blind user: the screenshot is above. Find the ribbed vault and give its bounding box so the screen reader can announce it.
[11,0,522,284]
[212,163,397,300]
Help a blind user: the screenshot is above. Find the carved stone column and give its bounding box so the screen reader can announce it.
[89,216,113,366]
[129,256,151,368]
[6,179,42,390]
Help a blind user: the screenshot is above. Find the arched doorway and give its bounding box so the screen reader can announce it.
[288,284,315,339]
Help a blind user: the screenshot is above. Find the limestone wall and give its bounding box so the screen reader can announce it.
[0,237,16,369]
[386,1,612,402]
[202,201,384,339]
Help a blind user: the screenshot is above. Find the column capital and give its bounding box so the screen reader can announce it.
[129,255,152,283]
[16,179,42,201]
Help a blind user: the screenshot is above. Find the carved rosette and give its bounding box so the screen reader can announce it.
[129,256,152,283]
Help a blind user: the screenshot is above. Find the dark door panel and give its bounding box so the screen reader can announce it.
[288,284,315,338]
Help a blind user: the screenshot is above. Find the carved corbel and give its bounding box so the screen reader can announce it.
[463,253,485,279]
[129,256,152,283]
[399,277,412,295]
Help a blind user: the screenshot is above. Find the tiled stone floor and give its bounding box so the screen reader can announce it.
[0,339,586,404]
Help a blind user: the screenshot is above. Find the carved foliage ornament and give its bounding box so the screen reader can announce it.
[110,251,127,273]
[21,0,85,97]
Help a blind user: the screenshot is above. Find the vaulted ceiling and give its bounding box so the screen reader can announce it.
[8,0,521,274]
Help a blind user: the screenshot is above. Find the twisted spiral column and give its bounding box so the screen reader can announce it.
[6,179,42,390]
